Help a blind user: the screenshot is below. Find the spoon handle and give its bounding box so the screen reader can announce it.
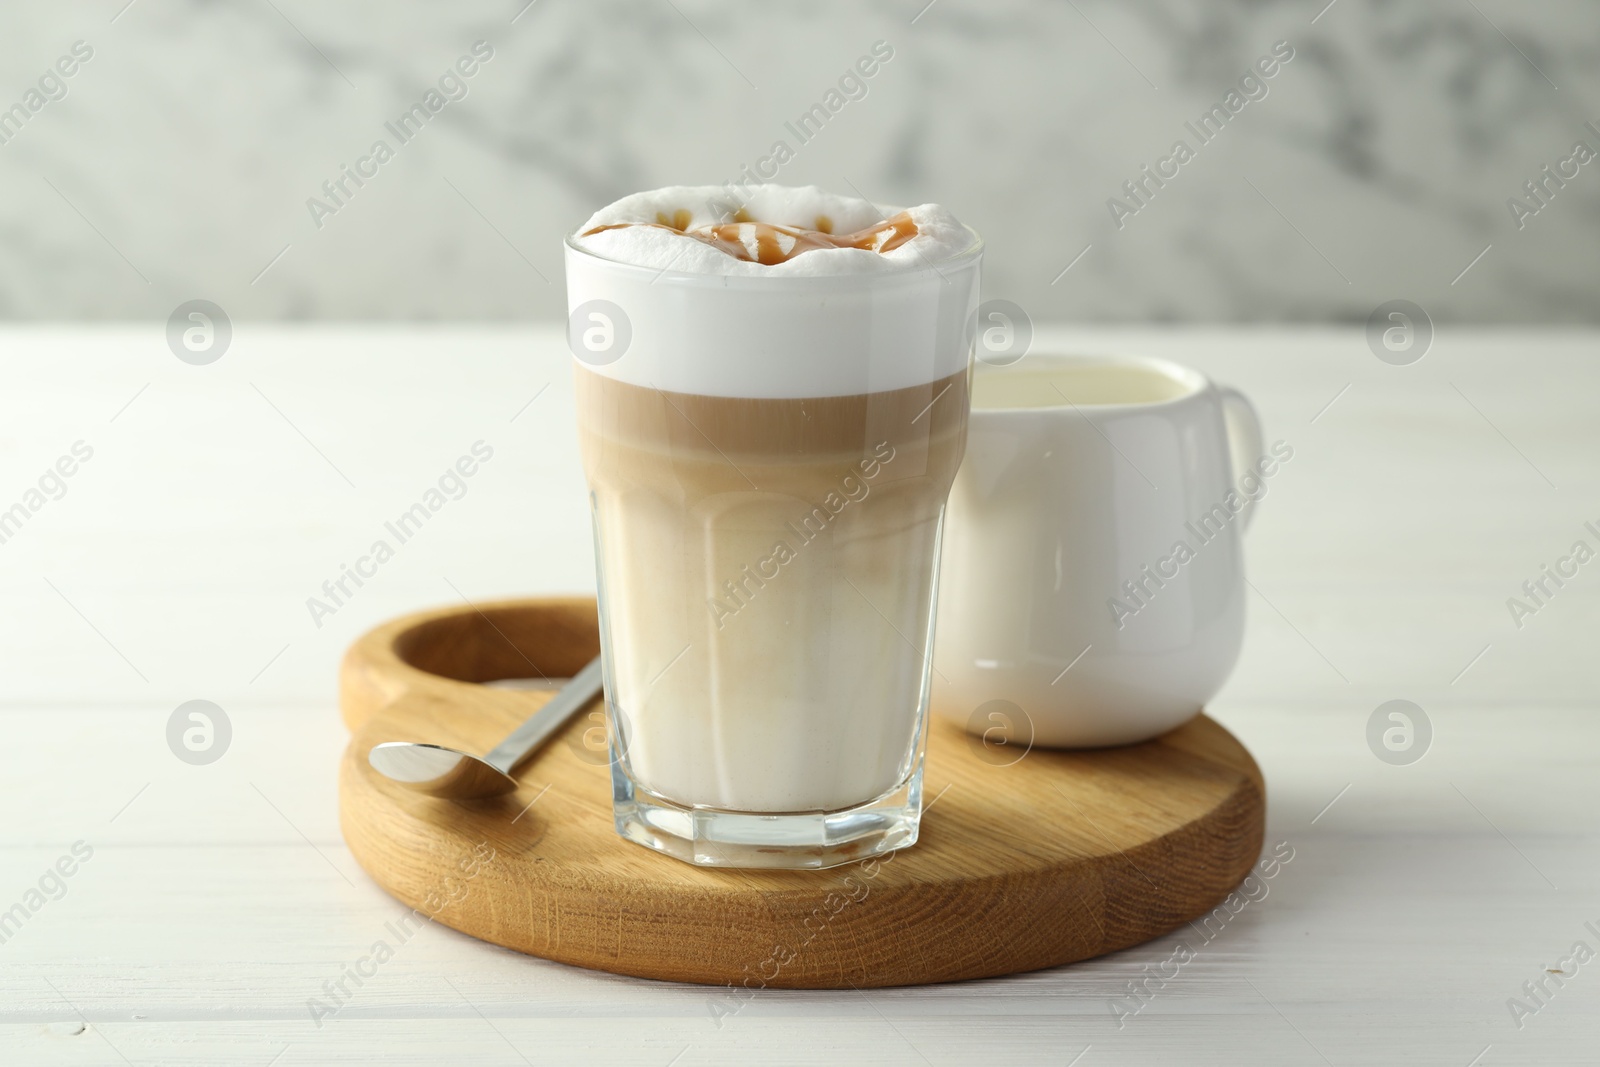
[484,655,605,773]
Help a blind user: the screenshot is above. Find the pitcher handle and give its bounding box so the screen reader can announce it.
[1218,385,1265,532]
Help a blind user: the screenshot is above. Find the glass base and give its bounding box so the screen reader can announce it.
[610,762,923,870]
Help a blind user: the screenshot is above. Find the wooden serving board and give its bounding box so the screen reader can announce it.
[338,597,1266,988]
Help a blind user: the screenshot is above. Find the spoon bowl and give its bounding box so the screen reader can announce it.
[367,741,520,799]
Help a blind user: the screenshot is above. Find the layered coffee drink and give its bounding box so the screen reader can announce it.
[565,185,981,868]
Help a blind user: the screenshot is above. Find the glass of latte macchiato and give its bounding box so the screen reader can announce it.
[565,184,981,868]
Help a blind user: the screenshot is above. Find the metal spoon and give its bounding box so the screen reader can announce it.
[367,656,604,800]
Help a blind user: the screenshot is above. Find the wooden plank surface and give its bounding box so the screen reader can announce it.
[0,327,1596,1064]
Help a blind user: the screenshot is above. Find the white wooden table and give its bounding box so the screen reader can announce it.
[2,326,1596,1065]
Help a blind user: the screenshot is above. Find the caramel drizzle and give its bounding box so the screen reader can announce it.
[581,210,920,266]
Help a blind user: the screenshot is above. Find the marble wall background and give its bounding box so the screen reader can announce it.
[0,0,1595,323]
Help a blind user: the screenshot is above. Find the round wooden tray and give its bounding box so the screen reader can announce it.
[338,597,1266,988]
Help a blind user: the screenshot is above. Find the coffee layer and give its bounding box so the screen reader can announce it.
[577,367,967,812]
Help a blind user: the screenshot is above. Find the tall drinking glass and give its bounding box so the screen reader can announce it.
[566,230,981,868]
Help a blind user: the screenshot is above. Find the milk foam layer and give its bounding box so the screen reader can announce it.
[572,185,975,276]
[565,185,982,399]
